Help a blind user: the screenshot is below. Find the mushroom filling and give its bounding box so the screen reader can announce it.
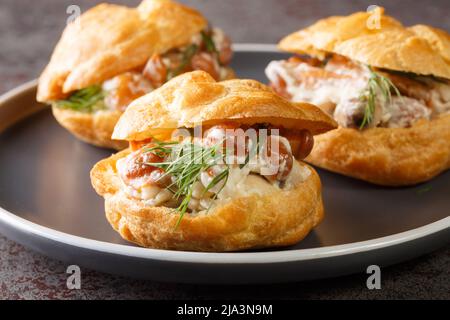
[116,124,313,216]
[53,28,233,113]
[266,54,450,129]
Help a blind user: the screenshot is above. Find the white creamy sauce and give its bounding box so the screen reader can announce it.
[116,156,148,191]
[116,138,310,212]
[102,72,153,95]
[266,58,449,128]
[190,32,203,46]
[333,97,365,128]
[211,28,226,52]
[386,96,432,128]
[430,82,450,114]
[216,161,310,203]
[250,136,292,179]
[265,60,369,107]
[101,72,154,111]
[116,156,170,206]
[285,161,311,190]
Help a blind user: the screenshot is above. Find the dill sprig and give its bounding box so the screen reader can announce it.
[167,44,199,80]
[144,140,229,227]
[201,30,217,53]
[143,140,177,158]
[54,85,105,113]
[359,66,401,129]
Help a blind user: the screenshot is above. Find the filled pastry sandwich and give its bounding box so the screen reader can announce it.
[90,71,336,251]
[266,8,450,186]
[37,0,234,150]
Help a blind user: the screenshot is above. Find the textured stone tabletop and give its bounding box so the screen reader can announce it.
[0,0,449,299]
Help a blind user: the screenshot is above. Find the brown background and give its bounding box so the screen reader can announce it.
[0,0,449,299]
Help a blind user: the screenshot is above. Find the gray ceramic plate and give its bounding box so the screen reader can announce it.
[0,45,449,284]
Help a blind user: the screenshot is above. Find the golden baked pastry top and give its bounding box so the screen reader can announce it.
[112,71,337,141]
[37,0,207,102]
[279,7,450,79]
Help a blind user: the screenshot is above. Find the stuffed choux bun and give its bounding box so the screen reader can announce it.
[266,7,450,186]
[37,0,235,150]
[90,71,337,251]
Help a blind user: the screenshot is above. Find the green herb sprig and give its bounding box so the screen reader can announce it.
[54,85,106,113]
[359,67,402,129]
[166,30,221,80]
[416,185,432,195]
[144,140,177,158]
[144,140,229,227]
[167,44,199,80]
[201,31,217,53]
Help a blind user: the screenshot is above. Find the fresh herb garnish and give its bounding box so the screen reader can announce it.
[203,167,229,197]
[145,140,229,228]
[167,44,199,80]
[144,140,177,158]
[201,31,217,53]
[416,185,432,195]
[54,85,105,113]
[359,66,402,129]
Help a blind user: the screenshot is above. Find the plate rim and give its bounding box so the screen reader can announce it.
[0,205,449,264]
[0,44,449,265]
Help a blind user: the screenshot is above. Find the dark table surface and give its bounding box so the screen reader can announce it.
[0,0,449,300]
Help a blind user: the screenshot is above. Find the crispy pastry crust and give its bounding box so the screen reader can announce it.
[37,0,207,149]
[52,106,128,150]
[91,73,335,250]
[112,71,337,141]
[279,8,450,79]
[50,68,236,150]
[278,9,450,185]
[306,114,450,186]
[91,150,324,251]
[37,0,207,102]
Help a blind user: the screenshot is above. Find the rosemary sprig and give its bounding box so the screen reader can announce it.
[359,66,402,129]
[54,85,105,113]
[145,140,229,227]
